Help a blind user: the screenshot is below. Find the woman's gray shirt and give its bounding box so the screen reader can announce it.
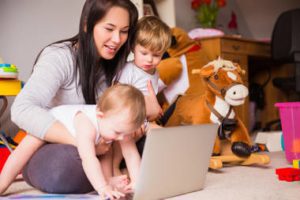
[11,43,107,139]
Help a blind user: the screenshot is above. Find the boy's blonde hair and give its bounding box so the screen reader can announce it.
[134,16,172,53]
[97,84,146,128]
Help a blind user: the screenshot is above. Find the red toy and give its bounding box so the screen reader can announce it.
[0,130,26,173]
[0,147,11,172]
[275,167,300,182]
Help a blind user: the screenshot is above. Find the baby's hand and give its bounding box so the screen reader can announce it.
[97,184,125,200]
[109,175,131,194]
[123,181,136,194]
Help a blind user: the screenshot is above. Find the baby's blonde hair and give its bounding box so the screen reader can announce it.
[134,16,172,53]
[97,84,146,128]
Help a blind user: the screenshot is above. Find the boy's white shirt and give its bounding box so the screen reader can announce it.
[118,61,159,95]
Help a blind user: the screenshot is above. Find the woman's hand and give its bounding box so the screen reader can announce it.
[145,80,163,122]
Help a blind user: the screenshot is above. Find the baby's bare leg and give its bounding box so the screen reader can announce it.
[0,135,44,194]
[112,142,123,176]
[100,147,113,180]
[101,148,130,194]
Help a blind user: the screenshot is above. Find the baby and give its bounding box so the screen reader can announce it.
[0,84,146,199]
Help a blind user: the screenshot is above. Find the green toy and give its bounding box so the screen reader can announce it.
[0,63,18,79]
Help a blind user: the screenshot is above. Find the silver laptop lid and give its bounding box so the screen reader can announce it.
[134,124,218,200]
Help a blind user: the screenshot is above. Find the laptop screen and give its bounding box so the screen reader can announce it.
[133,124,218,200]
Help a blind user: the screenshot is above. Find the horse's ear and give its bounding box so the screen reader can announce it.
[200,65,215,77]
[233,63,245,75]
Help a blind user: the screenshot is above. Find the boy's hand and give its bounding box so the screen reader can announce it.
[132,121,148,140]
[145,80,163,121]
[98,184,125,200]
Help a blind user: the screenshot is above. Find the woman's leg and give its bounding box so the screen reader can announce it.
[0,135,44,194]
[22,144,93,194]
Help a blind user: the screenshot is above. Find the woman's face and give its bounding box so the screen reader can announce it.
[93,6,130,60]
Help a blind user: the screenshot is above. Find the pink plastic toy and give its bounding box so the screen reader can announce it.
[275,102,300,163]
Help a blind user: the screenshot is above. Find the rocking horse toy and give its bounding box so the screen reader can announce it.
[165,58,270,169]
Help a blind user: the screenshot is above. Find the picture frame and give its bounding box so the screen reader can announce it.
[143,0,159,17]
[143,4,154,16]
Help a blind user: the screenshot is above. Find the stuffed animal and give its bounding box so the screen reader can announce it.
[165,58,252,158]
[157,27,210,111]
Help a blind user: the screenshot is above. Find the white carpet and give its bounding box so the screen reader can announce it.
[3,152,299,200]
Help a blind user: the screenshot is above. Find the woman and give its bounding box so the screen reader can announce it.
[9,0,160,194]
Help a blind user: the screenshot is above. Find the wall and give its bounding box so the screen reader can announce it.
[1,0,300,135]
[0,0,84,80]
[234,0,300,39]
[174,0,300,40]
[0,0,84,135]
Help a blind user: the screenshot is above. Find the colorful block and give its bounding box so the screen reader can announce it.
[275,167,300,182]
[293,159,300,169]
[0,147,11,172]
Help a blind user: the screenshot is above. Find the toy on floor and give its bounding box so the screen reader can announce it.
[0,63,18,79]
[210,154,270,169]
[275,102,300,163]
[275,168,300,182]
[13,129,27,144]
[293,159,300,168]
[0,130,26,149]
[166,58,270,169]
[0,133,15,152]
[0,131,26,172]
[165,58,270,167]
[0,147,10,172]
[0,131,14,172]
[292,139,300,153]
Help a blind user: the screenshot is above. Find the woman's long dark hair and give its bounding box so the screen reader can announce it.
[35,0,138,104]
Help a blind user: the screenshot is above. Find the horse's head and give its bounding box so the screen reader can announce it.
[194,58,248,106]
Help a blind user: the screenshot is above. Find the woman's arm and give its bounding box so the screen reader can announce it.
[74,112,124,199]
[11,45,78,141]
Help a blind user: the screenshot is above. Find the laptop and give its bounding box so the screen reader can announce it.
[133,124,218,200]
